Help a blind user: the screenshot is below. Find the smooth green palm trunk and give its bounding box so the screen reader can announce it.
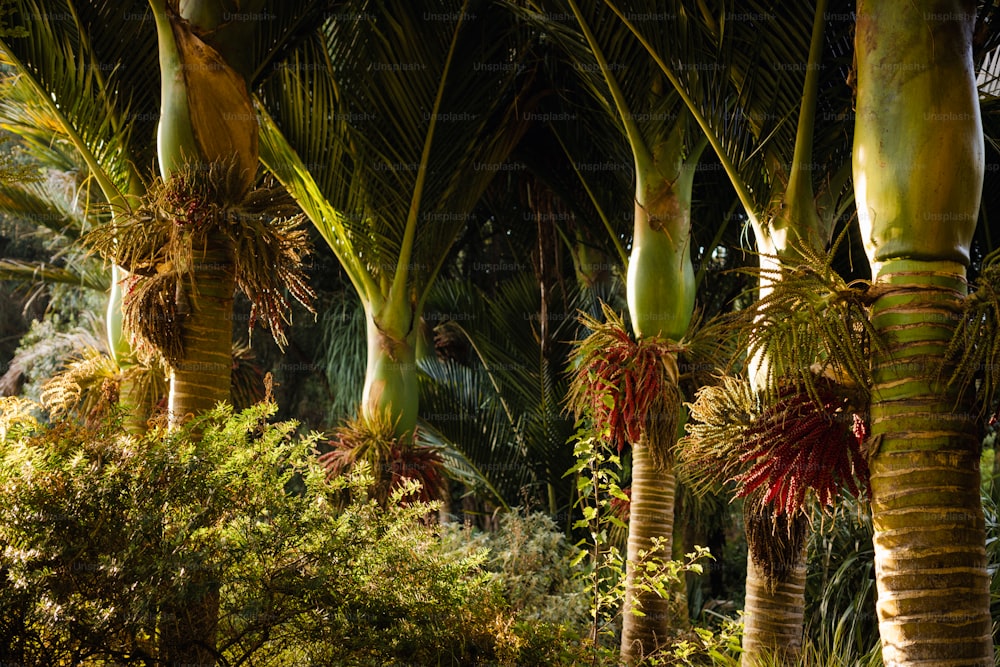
[362,308,419,437]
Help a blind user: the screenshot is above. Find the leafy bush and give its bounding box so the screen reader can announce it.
[441,511,590,626]
[0,399,570,665]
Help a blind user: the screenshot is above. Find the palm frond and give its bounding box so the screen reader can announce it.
[0,259,105,291]
[946,247,1000,418]
[418,359,528,509]
[420,274,583,512]
[0,0,159,202]
[259,0,532,311]
[40,344,119,422]
[739,240,878,406]
[315,292,366,424]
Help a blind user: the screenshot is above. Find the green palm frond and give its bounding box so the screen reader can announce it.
[0,176,92,241]
[739,241,878,405]
[421,274,583,513]
[0,259,105,292]
[258,0,532,313]
[40,343,119,421]
[946,248,1000,417]
[0,0,159,202]
[415,421,510,511]
[315,293,366,423]
[418,357,530,509]
[604,0,857,242]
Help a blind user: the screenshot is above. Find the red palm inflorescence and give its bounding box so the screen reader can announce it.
[568,306,684,456]
[319,416,446,504]
[734,379,869,517]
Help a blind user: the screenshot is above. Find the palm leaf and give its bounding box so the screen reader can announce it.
[420,274,583,513]
[258,0,532,314]
[0,0,160,203]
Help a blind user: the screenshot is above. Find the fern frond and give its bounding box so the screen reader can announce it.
[41,345,118,422]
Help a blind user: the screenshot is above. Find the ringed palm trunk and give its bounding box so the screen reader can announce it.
[150,0,256,662]
[623,434,679,662]
[621,173,696,664]
[167,229,236,422]
[854,1,993,664]
[740,521,806,666]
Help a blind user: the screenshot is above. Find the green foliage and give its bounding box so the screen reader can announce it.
[419,274,584,515]
[567,418,721,665]
[946,248,1000,419]
[442,511,590,627]
[803,498,881,666]
[0,400,560,665]
[737,241,877,407]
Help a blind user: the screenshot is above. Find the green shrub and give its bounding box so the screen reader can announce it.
[0,399,563,665]
[441,511,590,626]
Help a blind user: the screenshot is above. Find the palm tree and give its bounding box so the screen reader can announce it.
[853,2,994,663]
[516,1,720,660]
[0,1,328,661]
[256,0,531,442]
[605,2,859,662]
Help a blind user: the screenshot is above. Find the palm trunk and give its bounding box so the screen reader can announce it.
[621,179,694,663]
[854,2,992,663]
[740,529,806,666]
[149,1,248,661]
[867,262,991,664]
[620,435,678,664]
[362,307,419,438]
[167,229,235,425]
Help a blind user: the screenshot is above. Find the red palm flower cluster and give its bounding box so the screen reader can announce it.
[568,305,684,454]
[735,379,869,516]
[319,416,446,504]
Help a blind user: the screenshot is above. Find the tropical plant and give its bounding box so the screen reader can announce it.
[603,1,859,661]
[257,0,532,444]
[515,1,718,659]
[0,399,575,666]
[0,1,335,660]
[419,273,584,518]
